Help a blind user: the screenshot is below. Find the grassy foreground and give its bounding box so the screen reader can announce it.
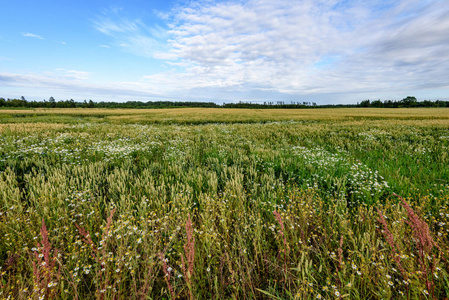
[0,108,449,299]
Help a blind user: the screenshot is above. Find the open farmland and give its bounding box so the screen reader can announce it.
[1,108,449,299]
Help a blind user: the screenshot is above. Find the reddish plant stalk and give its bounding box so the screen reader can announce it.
[395,193,438,298]
[338,235,344,270]
[181,213,195,300]
[75,208,116,300]
[377,208,406,276]
[159,252,176,300]
[273,211,290,273]
[32,219,61,299]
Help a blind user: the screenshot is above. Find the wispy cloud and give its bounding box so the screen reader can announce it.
[12,1,448,103]
[0,71,161,100]
[22,32,44,39]
[92,7,168,58]
[63,70,92,80]
[90,0,441,102]
[141,0,449,98]
[49,69,92,81]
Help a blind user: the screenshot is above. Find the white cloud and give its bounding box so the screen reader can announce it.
[22,32,44,39]
[13,1,447,103]
[46,69,92,81]
[0,71,162,100]
[138,0,449,99]
[64,70,92,81]
[93,8,169,58]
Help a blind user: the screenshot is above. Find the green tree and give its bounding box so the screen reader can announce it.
[48,96,56,108]
[401,96,417,107]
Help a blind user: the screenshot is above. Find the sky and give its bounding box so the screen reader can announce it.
[1,0,448,104]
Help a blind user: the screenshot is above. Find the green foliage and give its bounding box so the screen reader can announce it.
[0,110,448,299]
[1,95,449,109]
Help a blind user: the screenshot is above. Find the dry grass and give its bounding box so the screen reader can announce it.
[1,107,448,124]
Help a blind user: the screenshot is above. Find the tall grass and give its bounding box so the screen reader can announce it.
[0,109,448,299]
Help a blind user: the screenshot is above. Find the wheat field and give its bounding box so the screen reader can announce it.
[0,108,448,299]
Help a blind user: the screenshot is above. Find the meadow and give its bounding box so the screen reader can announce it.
[0,107,448,299]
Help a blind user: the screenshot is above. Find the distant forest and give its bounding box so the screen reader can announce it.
[1,96,448,109]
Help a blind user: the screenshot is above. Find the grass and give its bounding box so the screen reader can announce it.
[0,107,448,299]
[1,107,449,125]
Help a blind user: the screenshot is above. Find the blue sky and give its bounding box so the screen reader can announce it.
[1,0,448,104]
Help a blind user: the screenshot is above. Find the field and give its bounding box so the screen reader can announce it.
[1,107,449,299]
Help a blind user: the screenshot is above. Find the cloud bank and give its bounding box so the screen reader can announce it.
[147,0,449,97]
[5,1,449,103]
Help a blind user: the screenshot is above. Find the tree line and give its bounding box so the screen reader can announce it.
[357,96,449,108]
[1,96,448,109]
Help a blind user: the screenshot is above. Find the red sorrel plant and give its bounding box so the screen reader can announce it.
[159,252,176,300]
[181,213,195,300]
[333,235,344,287]
[395,193,440,298]
[377,208,406,276]
[337,235,344,271]
[74,223,97,256]
[75,208,116,300]
[32,219,61,300]
[273,211,290,275]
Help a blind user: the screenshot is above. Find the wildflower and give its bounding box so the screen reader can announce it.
[335,290,340,297]
[116,268,120,273]
[357,270,361,276]
[352,264,357,270]
[207,267,211,272]
[316,294,322,299]
[388,281,393,286]
[423,289,429,296]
